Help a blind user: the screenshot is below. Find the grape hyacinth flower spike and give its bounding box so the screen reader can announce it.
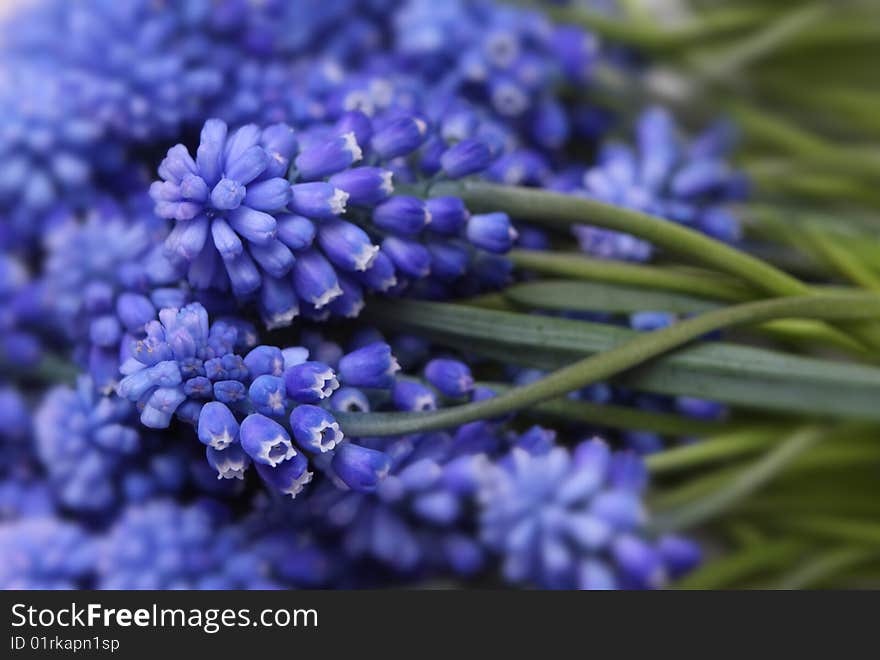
[116,302,408,499]
[479,438,701,589]
[151,113,515,326]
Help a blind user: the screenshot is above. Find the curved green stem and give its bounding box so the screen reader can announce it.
[801,226,880,292]
[770,548,877,589]
[337,293,880,437]
[501,278,867,356]
[776,516,880,546]
[535,3,772,53]
[646,426,787,474]
[750,163,880,210]
[690,2,829,80]
[674,541,804,590]
[502,279,722,315]
[482,381,732,437]
[445,181,809,298]
[443,181,880,349]
[508,250,756,302]
[649,426,826,533]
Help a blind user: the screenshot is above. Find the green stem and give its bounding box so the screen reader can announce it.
[757,319,869,358]
[646,426,786,474]
[748,160,880,207]
[536,3,773,53]
[450,182,880,347]
[732,98,863,162]
[649,426,826,533]
[739,491,880,518]
[508,250,755,302]
[337,293,880,437]
[776,516,880,546]
[446,181,809,299]
[486,384,732,438]
[501,278,867,355]
[502,279,721,315]
[770,548,877,589]
[651,464,743,511]
[674,541,805,590]
[790,443,880,472]
[755,76,880,139]
[690,2,830,79]
[801,226,880,292]
[745,203,880,249]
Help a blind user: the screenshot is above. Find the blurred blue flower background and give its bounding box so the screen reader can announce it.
[2,0,878,591]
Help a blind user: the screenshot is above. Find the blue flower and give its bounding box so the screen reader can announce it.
[307,429,495,575]
[116,302,414,498]
[330,442,392,492]
[370,115,429,159]
[317,219,380,272]
[197,400,240,450]
[0,63,123,235]
[35,377,138,512]
[425,196,470,235]
[290,405,344,453]
[42,198,187,387]
[337,342,400,389]
[240,413,298,467]
[571,107,746,261]
[392,0,596,138]
[254,450,313,497]
[97,499,242,589]
[296,131,363,180]
[373,196,432,236]
[152,119,295,295]
[382,236,432,278]
[206,443,251,481]
[328,167,394,206]
[116,302,255,428]
[0,255,44,369]
[149,107,515,323]
[247,374,286,416]
[391,380,438,411]
[0,518,95,589]
[284,361,340,403]
[466,212,518,253]
[441,138,494,179]
[34,376,186,514]
[479,437,700,589]
[424,358,474,397]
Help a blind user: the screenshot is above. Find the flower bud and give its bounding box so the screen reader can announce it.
[197,402,240,450]
[289,404,343,453]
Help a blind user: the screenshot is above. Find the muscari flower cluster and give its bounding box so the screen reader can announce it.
[0,0,397,245]
[0,254,44,369]
[0,494,342,590]
[393,0,596,150]
[567,107,747,261]
[42,196,189,387]
[0,59,133,251]
[0,384,39,483]
[114,301,407,498]
[34,376,197,515]
[0,517,96,590]
[305,358,493,576]
[95,498,322,590]
[151,114,517,325]
[479,437,700,589]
